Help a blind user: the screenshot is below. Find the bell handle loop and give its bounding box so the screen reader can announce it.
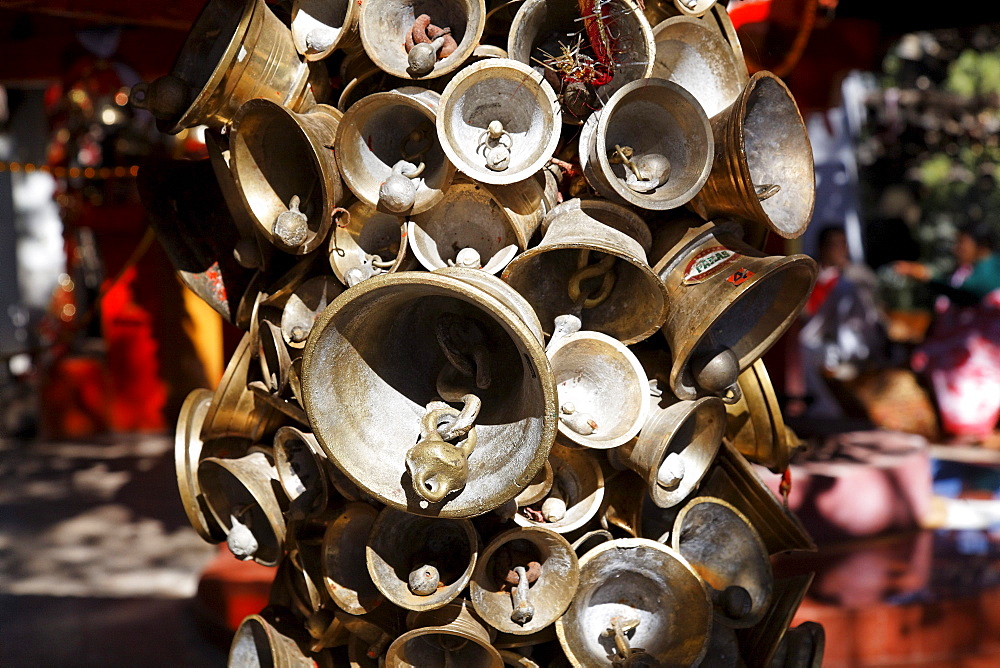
[130,82,150,110]
[570,529,613,556]
[721,380,742,405]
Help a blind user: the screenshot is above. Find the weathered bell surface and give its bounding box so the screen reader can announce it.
[366,508,479,611]
[580,77,714,211]
[408,179,525,275]
[738,573,815,665]
[437,58,561,185]
[670,496,774,628]
[470,526,580,635]
[335,88,455,216]
[273,426,329,520]
[199,448,287,566]
[229,613,315,668]
[291,0,362,61]
[555,538,712,666]
[230,100,345,255]
[502,198,668,345]
[726,358,802,473]
[280,275,343,348]
[514,442,605,534]
[546,315,649,449]
[322,502,385,615]
[328,201,412,287]
[433,267,547,345]
[651,15,747,118]
[175,388,228,543]
[598,469,647,538]
[507,0,655,123]
[358,0,487,80]
[205,129,270,270]
[539,198,651,252]
[655,220,818,402]
[385,599,503,667]
[700,440,816,556]
[514,460,554,508]
[130,0,317,134]
[301,271,557,517]
[688,71,816,240]
[279,536,333,618]
[201,333,285,442]
[770,621,825,668]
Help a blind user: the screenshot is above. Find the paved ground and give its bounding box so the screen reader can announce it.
[0,433,228,666]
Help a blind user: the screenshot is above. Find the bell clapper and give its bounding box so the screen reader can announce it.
[401,126,434,163]
[656,451,685,490]
[560,401,598,436]
[509,565,536,624]
[567,249,616,309]
[226,506,258,561]
[540,482,567,523]
[603,616,642,663]
[477,120,513,172]
[378,160,424,213]
[449,247,483,269]
[406,15,455,76]
[611,144,671,193]
[755,183,781,201]
[304,26,337,55]
[406,394,481,503]
[407,562,441,596]
[273,195,309,248]
[691,347,740,396]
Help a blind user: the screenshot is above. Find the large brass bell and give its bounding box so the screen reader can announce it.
[545,314,650,450]
[507,0,655,123]
[650,15,747,118]
[130,0,318,133]
[437,58,561,185]
[726,358,802,473]
[655,220,817,403]
[205,129,269,270]
[580,77,714,211]
[385,599,503,667]
[670,496,774,628]
[230,99,345,255]
[328,201,413,286]
[322,502,385,615]
[513,442,605,534]
[358,0,487,80]
[291,0,362,61]
[470,526,580,635]
[555,537,712,666]
[366,508,479,611]
[301,271,557,517]
[335,88,456,216]
[229,613,314,668]
[502,198,668,345]
[688,71,816,240]
[199,448,287,566]
[611,388,727,508]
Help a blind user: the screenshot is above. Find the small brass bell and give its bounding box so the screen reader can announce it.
[291,0,362,61]
[272,426,330,520]
[229,613,315,668]
[175,388,228,543]
[385,599,503,667]
[322,502,385,615]
[328,201,413,287]
[280,276,343,349]
[513,442,605,534]
[366,508,479,612]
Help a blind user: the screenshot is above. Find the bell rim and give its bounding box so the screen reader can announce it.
[511,444,606,534]
[291,0,363,61]
[175,388,227,543]
[321,501,385,615]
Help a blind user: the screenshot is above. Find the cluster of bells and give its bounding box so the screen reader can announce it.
[138,0,827,665]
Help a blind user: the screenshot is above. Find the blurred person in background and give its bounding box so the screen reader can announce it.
[894,222,1000,443]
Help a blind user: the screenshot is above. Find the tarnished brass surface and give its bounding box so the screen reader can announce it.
[366,508,479,611]
[598,469,647,538]
[280,276,343,349]
[273,426,329,520]
[671,495,774,628]
[291,0,362,61]
[655,220,817,402]
[556,538,712,666]
[672,0,717,18]
[726,358,800,473]
[386,599,502,667]
[175,388,227,543]
[329,201,413,286]
[322,502,385,615]
[301,271,557,518]
[688,71,816,240]
[229,613,315,668]
[503,199,668,345]
[539,198,651,252]
[581,77,714,211]
[514,460,554,508]
[513,442,605,534]
[737,573,815,668]
[470,526,580,635]
[437,59,561,186]
[201,333,285,442]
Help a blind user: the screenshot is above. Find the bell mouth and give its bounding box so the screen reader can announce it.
[329,202,410,286]
[387,626,499,666]
[671,496,774,628]
[291,0,359,60]
[229,615,295,667]
[322,503,385,615]
[513,444,604,534]
[175,388,227,543]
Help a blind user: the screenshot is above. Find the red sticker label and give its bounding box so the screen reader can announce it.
[727,268,754,286]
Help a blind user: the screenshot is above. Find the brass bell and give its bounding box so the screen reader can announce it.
[555,537,712,666]
[770,621,826,668]
[538,197,650,250]
[335,88,456,216]
[300,271,557,518]
[175,388,228,543]
[610,387,727,508]
[670,496,774,628]
[201,333,284,443]
[199,448,287,566]
[366,508,479,611]
[273,426,330,520]
[275,536,332,619]
[598,469,648,538]
[546,314,650,449]
[358,0,487,80]
[650,15,747,118]
[726,358,802,473]
[513,442,605,534]
[739,573,815,665]
[385,599,503,667]
[502,198,668,345]
[130,0,319,133]
[514,460,554,508]
[321,502,385,615]
[437,59,561,185]
[688,71,816,240]
[654,220,817,403]
[328,201,414,286]
[229,613,314,668]
[579,77,714,211]
[470,526,581,635]
[205,129,270,270]
[257,318,293,396]
[291,0,362,61]
[280,275,343,349]
[230,99,345,255]
[507,0,655,123]
[700,440,815,555]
